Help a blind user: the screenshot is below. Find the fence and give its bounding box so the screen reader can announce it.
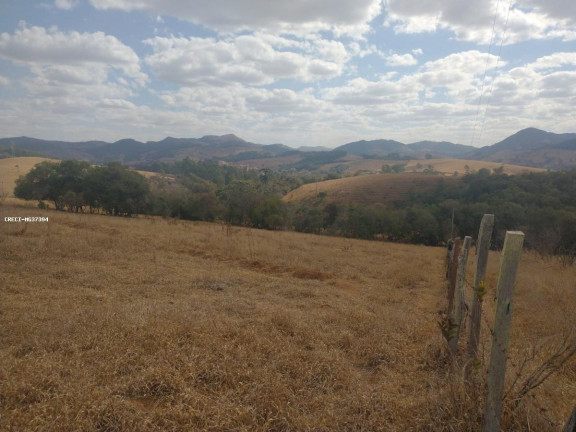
[443,214,575,431]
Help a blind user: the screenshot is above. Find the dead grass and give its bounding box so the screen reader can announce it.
[1,203,574,431]
[321,158,546,176]
[403,159,546,175]
[283,173,455,205]
[0,157,58,197]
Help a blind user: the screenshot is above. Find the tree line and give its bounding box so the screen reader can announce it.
[14,160,576,260]
[15,160,150,216]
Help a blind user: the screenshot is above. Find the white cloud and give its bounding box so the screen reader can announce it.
[0,24,146,85]
[54,0,78,9]
[527,52,576,71]
[0,75,10,86]
[0,23,148,130]
[385,0,574,44]
[521,0,576,25]
[90,0,382,36]
[386,53,418,67]
[322,74,420,106]
[144,34,349,86]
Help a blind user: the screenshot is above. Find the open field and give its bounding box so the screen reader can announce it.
[1,202,575,431]
[283,173,456,205]
[320,158,547,176]
[0,157,58,197]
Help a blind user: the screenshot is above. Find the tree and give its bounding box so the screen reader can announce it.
[83,163,150,216]
[218,180,260,226]
[14,160,90,211]
[250,195,286,230]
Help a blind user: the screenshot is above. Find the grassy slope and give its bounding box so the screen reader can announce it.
[321,158,547,176]
[283,173,456,205]
[1,203,575,431]
[0,157,57,197]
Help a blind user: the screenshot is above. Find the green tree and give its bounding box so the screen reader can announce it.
[14,160,90,211]
[84,163,150,216]
[250,195,286,230]
[218,180,260,226]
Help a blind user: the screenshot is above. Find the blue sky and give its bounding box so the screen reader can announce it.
[0,0,574,148]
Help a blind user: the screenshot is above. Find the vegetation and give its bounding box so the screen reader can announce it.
[15,160,151,216]
[1,202,574,431]
[287,169,576,259]
[12,159,576,261]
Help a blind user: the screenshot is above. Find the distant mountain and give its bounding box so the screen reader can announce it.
[0,137,106,160]
[335,139,409,157]
[2,127,576,171]
[472,128,576,158]
[408,141,475,158]
[297,146,331,152]
[198,134,246,147]
[0,134,298,166]
[468,128,576,170]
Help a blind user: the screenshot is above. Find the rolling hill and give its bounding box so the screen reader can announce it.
[283,158,546,207]
[283,173,455,206]
[0,157,58,197]
[319,158,546,177]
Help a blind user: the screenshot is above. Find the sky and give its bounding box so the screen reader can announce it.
[0,1,574,149]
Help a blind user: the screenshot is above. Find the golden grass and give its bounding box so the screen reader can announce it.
[283,173,455,205]
[0,157,58,197]
[403,159,547,176]
[1,202,575,431]
[322,158,546,176]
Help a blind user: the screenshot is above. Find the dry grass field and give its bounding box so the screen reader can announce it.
[320,158,546,176]
[283,173,455,206]
[0,157,58,197]
[1,201,575,431]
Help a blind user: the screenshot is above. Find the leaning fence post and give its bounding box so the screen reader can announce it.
[448,236,472,355]
[467,214,495,366]
[447,237,461,313]
[564,404,576,432]
[482,231,525,432]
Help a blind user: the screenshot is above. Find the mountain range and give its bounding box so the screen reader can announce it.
[1,127,575,171]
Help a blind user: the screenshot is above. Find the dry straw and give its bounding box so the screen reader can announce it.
[1,201,574,431]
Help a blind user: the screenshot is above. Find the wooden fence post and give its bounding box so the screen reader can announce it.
[467,214,495,365]
[447,237,461,314]
[482,231,524,432]
[448,236,472,355]
[564,405,576,432]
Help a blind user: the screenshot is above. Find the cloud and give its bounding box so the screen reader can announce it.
[527,52,576,71]
[90,0,382,36]
[384,0,574,44]
[54,0,78,9]
[520,0,576,25]
[144,34,349,86]
[322,74,420,106]
[386,53,418,67]
[0,75,10,86]
[0,23,149,128]
[0,23,146,84]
